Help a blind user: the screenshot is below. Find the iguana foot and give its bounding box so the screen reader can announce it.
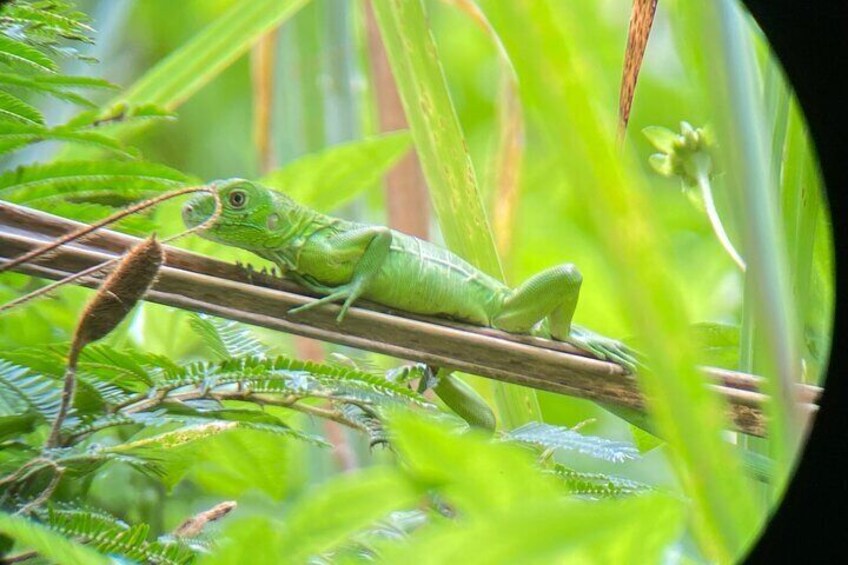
[566,327,640,373]
[287,281,364,323]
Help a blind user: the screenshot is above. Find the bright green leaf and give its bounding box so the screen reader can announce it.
[0,511,110,565]
[259,131,412,213]
[117,0,311,110]
[0,35,57,72]
[0,91,44,124]
[0,160,191,203]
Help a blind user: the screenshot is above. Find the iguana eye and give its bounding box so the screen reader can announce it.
[228,190,247,208]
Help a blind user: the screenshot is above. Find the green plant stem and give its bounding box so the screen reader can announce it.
[695,172,746,271]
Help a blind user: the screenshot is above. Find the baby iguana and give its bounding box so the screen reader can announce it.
[182,179,637,371]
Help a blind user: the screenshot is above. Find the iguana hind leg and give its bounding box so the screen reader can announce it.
[492,263,582,338]
[492,264,637,371]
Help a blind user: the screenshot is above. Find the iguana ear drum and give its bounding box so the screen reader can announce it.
[266,213,280,231]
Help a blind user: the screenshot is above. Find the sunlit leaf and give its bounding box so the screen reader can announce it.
[259,131,412,213]
[117,0,311,110]
[373,0,541,429]
[0,160,191,202]
[0,35,58,72]
[505,422,640,463]
[0,91,44,124]
[0,511,110,565]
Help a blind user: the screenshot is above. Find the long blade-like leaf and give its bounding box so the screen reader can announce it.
[482,2,759,560]
[117,0,311,110]
[372,0,541,428]
[371,0,501,279]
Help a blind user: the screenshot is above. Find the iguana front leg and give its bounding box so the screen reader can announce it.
[287,226,392,323]
[492,264,638,371]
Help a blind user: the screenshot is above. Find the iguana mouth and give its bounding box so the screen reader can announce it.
[181,192,216,230]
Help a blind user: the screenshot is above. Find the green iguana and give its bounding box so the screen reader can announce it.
[181,179,637,372]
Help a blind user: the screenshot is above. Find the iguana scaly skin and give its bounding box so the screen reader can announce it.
[182,179,637,370]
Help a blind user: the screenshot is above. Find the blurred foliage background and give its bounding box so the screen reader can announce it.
[0,0,834,562]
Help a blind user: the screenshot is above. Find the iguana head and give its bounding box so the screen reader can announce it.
[182,178,299,251]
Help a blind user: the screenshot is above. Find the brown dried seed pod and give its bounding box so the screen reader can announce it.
[173,501,237,538]
[73,235,164,349]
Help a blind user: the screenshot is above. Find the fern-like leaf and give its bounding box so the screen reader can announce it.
[504,422,640,463]
[0,72,115,107]
[157,355,431,408]
[0,510,110,565]
[548,464,652,498]
[0,91,43,123]
[0,359,61,421]
[1,0,95,57]
[188,313,268,359]
[0,34,57,72]
[42,506,197,565]
[77,344,156,390]
[0,159,191,202]
[107,421,328,456]
[0,121,135,156]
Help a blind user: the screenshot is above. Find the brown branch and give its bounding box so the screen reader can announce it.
[0,202,822,437]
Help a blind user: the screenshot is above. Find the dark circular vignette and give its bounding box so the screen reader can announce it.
[740,0,848,562]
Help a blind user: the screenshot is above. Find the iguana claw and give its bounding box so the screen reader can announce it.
[287,280,364,323]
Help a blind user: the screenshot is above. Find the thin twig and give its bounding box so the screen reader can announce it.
[16,466,64,516]
[0,204,821,437]
[0,186,205,275]
[1,550,38,564]
[46,350,80,448]
[0,187,221,318]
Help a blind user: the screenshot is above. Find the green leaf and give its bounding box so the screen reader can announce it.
[185,427,299,500]
[0,121,135,157]
[0,411,37,442]
[204,468,422,563]
[42,506,197,564]
[371,1,501,279]
[378,493,683,564]
[0,35,57,72]
[0,91,44,124]
[106,421,327,488]
[549,464,653,498]
[0,360,61,420]
[76,344,156,390]
[156,355,432,408]
[0,73,114,107]
[117,0,310,110]
[642,125,679,153]
[0,1,94,48]
[188,313,268,360]
[372,0,540,429]
[483,2,760,559]
[0,160,191,203]
[0,511,110,565]
[505,422,640,463]
[259,132,412,212]
[388,411,560,517]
